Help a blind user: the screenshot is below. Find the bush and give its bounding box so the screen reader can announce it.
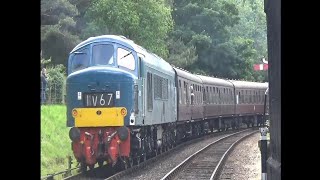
[46,64,66,104]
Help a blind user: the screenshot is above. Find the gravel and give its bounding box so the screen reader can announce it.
[118,129,252,180]
[218,132,261,180]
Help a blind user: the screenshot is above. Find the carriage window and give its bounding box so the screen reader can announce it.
[228,89,230,104]
[92,44,114,65]
[183,81,186,104]
[224,88,226,104]
[203,87,206,102]
[254,91,257,103]
[117,48,135,70]
[241,90,244,103]
[244,90,247,104]
[186,83,189,104]
[229,89,231,104]
[147,72,153,111]
[225,88,228,104]
[231,89,234,102]
[179,80,182,104]
[218,89,221,104]
[212,87,215,104]
[70,48,89,73]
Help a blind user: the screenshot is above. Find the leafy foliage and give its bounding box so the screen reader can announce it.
[85,0,173,58]
[40,0,268,81]
[168,0,267,81]
[41,0,81,67]
[167,37,198,69]
[46,65,66,104]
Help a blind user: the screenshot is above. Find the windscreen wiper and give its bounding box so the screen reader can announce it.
[120,51,132,59]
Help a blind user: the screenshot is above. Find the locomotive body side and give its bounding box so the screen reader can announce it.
[138,51,176,126]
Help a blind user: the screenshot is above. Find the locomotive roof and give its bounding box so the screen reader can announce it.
[231,80,268,89]
[173,67,202,83]
[71,35,152,54]
[71,35,175,76]
[196,75,233,87]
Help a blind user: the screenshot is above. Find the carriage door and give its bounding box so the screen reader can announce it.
[186,82,191,120]
[190,84,194,120]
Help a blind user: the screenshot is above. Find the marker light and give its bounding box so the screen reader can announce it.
[72,109,78,117]
[121,108,127,116]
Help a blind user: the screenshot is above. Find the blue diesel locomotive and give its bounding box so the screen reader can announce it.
[66,35,268,171]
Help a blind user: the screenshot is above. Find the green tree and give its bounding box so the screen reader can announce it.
[168,0,267,81]
[224,0,268,81]
[41,0,82,67]
[170,0,242,78]
[167,37,198,69]
[46,64,67,104]
[84,0,173,58]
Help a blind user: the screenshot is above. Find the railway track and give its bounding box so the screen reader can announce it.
[41,127,258,180]
[105,127,257,180]
[160,129,258,180]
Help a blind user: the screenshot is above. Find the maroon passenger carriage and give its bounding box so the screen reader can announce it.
[231,80,268,127]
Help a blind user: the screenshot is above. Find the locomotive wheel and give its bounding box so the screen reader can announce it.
[117,157,128,170]
[98,160,104,167]
[80,162,87,172]
[129,157,134,168]
[135,156,140,165]
[142,153,147,162]
[89,164,95,170]
[123,160,128,170]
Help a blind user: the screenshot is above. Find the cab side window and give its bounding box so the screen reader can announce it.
[117,48,135,70]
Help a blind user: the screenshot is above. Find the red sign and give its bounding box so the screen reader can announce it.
[253,64,268,71]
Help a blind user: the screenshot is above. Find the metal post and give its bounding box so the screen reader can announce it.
[263,88,269,125]
[64,156,73,178]
[260,87,269,180]
[260,126,268,180]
